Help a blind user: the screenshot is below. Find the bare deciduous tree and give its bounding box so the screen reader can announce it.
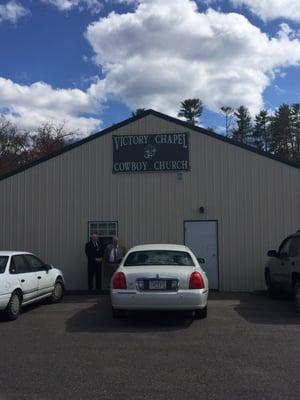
[0,117,79,177]
[220,106,234,137]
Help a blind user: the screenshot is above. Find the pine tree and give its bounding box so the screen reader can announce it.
[290,103,300,162]
[232,106,252,144]
[178,99,203,125]
[269,104,292,159]
[253,110,271,151]
[132,108,146,117]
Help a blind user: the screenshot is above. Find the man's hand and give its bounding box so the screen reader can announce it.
[95,257,102,263]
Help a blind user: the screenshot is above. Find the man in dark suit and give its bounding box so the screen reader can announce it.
[103,236,126,289]
[85,234,104,290]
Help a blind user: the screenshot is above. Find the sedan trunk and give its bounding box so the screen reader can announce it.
[121,265,196,290]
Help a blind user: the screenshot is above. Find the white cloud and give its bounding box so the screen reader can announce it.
[41,0,138,13]
[85,0,300,117]
[41,0,103,13]
[0,78,102,135]
[0,1,30,23]
[276,23,300,41]
[231,0,300,22]
[3,0,300,133]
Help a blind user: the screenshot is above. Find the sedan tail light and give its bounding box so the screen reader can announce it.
[112,272,127,289]
[189,272,205,289]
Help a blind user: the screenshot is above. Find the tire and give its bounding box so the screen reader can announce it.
[293,280,300,312]
[265,271,276,298]
[194,306,207,319]
[5,292,21,321]
[49,280,64,303]
[112,308,125,319]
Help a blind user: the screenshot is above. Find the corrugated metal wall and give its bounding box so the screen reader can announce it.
[0,113,299,291]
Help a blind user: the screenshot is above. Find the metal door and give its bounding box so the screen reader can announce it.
[184,221,219,290]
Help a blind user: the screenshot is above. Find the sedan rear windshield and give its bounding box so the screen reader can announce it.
[124,250,194,267]
[0,256,8,273]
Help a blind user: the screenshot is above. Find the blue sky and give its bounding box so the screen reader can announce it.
[1,0,300,136]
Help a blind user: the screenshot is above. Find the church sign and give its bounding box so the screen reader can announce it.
[112,133,190,173]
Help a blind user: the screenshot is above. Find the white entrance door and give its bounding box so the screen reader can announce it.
[184,221,219,290]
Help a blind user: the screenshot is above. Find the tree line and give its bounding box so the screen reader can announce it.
[0,118,74,176]
[1,100,299,177]
[176,99,300,163]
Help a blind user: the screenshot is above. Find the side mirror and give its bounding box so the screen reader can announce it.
[267,250,278,257]
[197,257,205,264]
[44,264,52,271]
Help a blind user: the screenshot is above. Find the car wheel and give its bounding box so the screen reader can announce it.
[293,280,300,312]
[194,306,207,319]
[265,271,276,298]
[50,280,64,303]
[112,308,125,319]
[5,292,21,321]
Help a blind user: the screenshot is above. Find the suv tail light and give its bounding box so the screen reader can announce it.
[112,272,127,289]
[189,272,205,289]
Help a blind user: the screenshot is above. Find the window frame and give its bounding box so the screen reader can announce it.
[10,255,33,275]
[278,235,300,258]
[0,256,8,274]
[23,254,47,272]
[289,236,300,257]
[123,250,195,267]
[87,221,118,239]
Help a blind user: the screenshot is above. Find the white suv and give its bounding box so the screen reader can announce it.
[0,251,65,320]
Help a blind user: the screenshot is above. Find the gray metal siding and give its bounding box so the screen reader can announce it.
[0,114,299,290]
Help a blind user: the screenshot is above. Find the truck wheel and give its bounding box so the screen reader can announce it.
[5,292,21,321]
[265,271,276,298]
[293,280,300,312]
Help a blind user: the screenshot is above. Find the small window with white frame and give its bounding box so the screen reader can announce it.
[88,221,118,238]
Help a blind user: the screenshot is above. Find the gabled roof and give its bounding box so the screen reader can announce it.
[0,109,299,182]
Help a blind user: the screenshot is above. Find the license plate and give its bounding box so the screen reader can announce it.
[149,280,166,290]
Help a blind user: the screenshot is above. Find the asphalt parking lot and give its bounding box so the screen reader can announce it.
[0,293,300,400]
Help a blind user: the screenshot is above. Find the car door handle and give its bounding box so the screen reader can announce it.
[37,276,42,279]
[21,279,25,283]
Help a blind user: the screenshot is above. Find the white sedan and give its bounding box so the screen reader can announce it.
[0,251,65,320]
[110,244,209,319]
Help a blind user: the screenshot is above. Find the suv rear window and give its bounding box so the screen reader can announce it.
[124,250,194,266]
[0,256,8,273]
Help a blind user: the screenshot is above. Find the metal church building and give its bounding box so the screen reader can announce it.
[0,110,299,291]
